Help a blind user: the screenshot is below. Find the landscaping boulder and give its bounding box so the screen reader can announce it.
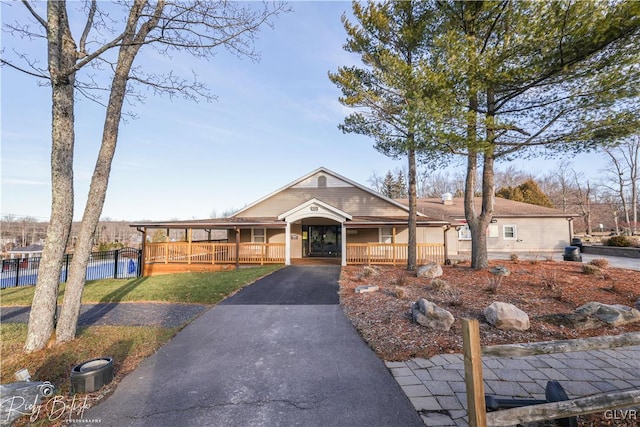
[489,266,511,277]
[635,297,640,312]
[537,313,606,330]
[411,298,455,331]
[575,302,640,327]
[355,285,379,294]
[416,263,443,279]
[484,302,530,331]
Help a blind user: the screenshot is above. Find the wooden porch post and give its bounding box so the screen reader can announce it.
[164,234,169,264]
[392,227,397,266]
[341,223,347,266]
[235,227,240,270]
[187,228,192,264]
[285,222,291,265]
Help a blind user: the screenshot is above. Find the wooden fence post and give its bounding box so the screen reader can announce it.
[462,318,487,427]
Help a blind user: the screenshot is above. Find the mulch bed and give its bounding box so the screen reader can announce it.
[338,260,640,361]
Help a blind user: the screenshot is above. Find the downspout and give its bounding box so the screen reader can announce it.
[567,217,574,242]
[443,225,450,265]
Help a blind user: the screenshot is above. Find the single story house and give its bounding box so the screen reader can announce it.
[2,244,44,270]
[6,244,44,259]
[130,167,578,275]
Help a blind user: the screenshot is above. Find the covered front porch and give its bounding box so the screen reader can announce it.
[131,198,449,276]
[142,239,445,274]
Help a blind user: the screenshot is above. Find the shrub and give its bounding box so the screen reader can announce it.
[509,253,519,263]
[431,278,450,292]
[394,286,407,299]
[582,264,600,275]
[394,269,408,286]
[540,271,559,290]
[361,265,379,278]
[589,258,609,269]
[606,235,632,247]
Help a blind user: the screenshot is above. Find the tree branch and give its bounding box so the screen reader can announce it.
[20,0,47,29]
[79,0,97,58]
[0,58,48,79]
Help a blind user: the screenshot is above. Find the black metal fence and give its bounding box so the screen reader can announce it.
[1,248,142,289]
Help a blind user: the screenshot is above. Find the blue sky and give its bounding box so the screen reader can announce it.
[1,1,604,222]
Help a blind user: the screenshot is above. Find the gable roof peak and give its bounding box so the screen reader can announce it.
[231,167,420,217]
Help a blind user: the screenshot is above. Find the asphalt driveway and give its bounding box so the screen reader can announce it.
[82,266,423,426]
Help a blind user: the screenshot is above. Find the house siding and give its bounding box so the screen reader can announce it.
[291,223,303,259]
[455,217,571,254]
[237,187,408,218]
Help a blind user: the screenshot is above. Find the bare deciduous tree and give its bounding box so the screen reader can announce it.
[601,136,639,235]
[2,0,287,351]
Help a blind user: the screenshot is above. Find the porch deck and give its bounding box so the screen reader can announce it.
[291,257,341,266]
[142,241,445,276]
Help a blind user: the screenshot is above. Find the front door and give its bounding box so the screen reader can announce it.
[307,225,340,257]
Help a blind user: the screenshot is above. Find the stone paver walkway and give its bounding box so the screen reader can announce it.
[387,345,640,426]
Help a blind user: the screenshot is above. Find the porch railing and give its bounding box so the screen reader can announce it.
[145,242,285,265]
[346,243,445,265]
[145,241,444,267]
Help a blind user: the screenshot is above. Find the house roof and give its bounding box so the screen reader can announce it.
[395,197,580,223]
[130,214,448,230]
[129,217,286,229]
[231,166,423,218]
[130,167,443,230]
[8,244,44,253]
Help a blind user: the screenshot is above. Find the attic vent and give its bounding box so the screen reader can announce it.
[441,193,453,205]
[317,176,327,188]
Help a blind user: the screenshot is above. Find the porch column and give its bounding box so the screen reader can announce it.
[285,222,291,265]
[341,223,347,266]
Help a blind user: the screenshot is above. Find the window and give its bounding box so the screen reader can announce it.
[252,228,265,243]
[503,225,517,240]
[457,224,472,240]
[380,227,393,244]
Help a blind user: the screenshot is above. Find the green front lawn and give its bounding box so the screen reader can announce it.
[1,265,283,425]
[0,265,282,306]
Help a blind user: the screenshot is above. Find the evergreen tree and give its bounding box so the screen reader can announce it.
[420,0,639,268]
[497,179,554,208]
[330,1,437,270]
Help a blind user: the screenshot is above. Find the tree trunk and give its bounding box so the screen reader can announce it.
[629,138,638,235]
[25,0,77,352]
[56,1,159,343]
[473,150,496,269]
[407,147,417,271]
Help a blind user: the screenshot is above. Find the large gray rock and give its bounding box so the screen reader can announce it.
[0,381,55,426]
[575,302,640,327]
[411,298,455,331]
[635,297,640,311]
[537,313,606,330]
[489,266,511,277]
[355,285,379,294]
[484,302,530,331]
[416,263,443,279]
